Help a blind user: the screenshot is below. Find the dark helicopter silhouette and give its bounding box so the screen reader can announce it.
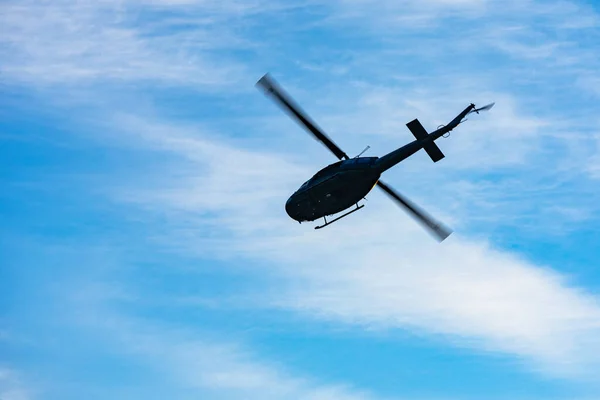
[256,73,494,242]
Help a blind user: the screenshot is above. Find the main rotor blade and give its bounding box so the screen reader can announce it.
[256,73,349,160]
[376,180,452,242]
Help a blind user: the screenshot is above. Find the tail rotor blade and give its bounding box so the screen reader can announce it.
[468,102,495,115]
[376,180,452,242]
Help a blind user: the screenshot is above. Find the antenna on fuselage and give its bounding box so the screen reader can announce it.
[354,145,370,158]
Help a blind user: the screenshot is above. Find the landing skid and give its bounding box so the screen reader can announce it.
[314,203,364,229]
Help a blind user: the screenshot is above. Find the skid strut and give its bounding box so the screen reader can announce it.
[314,203,364,229]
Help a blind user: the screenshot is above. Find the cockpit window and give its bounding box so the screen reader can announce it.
[313,161,343,179]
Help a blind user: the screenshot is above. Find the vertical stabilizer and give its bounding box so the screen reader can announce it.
[406,119,445,162]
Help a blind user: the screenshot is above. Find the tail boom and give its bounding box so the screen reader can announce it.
[373,103,478,173]
[429,103,476,140]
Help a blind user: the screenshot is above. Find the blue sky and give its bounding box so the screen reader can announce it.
[2,0,600,398]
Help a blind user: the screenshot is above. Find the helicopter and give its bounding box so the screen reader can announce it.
[256,73,494,242]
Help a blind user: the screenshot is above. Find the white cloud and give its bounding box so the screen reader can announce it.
[72,292,379,400]
[276,238,600,378]
[104,109,600,380]
[0,367,32,400]
[0,0,267,88]
[326,0,489,28]
[4,0,600,387]
[325,0,600,99]
[119,330,377,400]
[586,135,600,180]
[313,83,548,170]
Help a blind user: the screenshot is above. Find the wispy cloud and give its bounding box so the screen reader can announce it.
[325,0,489,28]
[3,0,600,396]
[0,367,32,400]
[586,134,600,180]
[103,109,600,379]
[325,0,600,101]
[0,0,275,88]
[69,284,379,400]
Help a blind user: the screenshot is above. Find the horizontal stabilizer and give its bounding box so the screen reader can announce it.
[406,119,445,162]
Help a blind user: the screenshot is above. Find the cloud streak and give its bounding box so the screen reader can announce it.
[0,367,32,400]
[3,0,600,396]
[107,109,600,380]
[0,0,271,88]
[71,285,379,400]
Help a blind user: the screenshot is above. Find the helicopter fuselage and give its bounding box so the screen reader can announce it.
[285,157,381,222]
[258,73,492,238]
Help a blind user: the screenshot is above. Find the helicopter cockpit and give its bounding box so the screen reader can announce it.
[297,161,343,191]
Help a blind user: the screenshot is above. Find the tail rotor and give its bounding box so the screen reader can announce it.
[468,102,495,115]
